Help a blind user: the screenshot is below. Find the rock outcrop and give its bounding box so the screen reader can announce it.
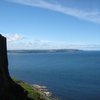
[0,34,32,100]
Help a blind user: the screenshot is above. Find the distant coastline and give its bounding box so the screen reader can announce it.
[7,49,82,53]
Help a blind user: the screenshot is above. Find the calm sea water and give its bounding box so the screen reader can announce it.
[8,51,100,100]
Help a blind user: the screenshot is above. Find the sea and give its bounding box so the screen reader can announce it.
[8,51,100,100]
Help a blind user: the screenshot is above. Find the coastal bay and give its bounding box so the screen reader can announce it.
[8,51,100,100]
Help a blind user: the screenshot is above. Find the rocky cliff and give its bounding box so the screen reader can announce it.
[0,34,32,100]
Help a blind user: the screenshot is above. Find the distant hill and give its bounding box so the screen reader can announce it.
[8,49,81,53]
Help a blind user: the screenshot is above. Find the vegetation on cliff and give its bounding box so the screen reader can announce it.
[14,79,55,100]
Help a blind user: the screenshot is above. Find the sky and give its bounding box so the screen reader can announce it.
[0,0,100,50]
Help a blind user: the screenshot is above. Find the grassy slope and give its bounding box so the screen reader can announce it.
[14,79,52,100]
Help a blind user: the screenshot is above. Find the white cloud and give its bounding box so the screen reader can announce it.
[22,40,55,49]
[7,38,100,50]
[6,0,100,24]
[66,44,100,50]
[1,33,100,50]
[1,33,24,42]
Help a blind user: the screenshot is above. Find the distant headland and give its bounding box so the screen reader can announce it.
[8,49,82,53]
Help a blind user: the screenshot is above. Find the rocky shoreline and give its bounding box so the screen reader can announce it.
[32,84,52,97]
[32,84,59,100]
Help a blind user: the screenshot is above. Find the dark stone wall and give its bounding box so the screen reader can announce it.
[0,35,32,100]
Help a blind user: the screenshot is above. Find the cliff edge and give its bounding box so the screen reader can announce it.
[0,34,32,100]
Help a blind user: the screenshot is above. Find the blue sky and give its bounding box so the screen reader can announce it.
[0,0,100,50]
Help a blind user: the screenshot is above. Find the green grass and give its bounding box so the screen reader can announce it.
[13,79,52,100]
